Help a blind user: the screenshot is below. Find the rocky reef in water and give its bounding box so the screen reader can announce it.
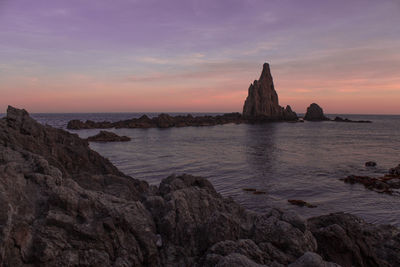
[68,113,244,130]
[1,106,399,266]
[242,63,297,121]
[304,103,372,123]
[67,63,300,130]
[86,131,131,142]
[341,163,400,195]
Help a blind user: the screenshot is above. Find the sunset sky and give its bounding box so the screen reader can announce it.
[1,0,399,114]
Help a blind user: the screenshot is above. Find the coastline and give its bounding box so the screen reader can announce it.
[1,106,399,266]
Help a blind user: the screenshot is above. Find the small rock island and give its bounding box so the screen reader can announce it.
[86,131,131,142]
[242,63,298,121]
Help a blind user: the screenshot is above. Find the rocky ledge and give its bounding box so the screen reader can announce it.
[67,113,245,130]
[86,131,131,142]
[1,106,399,266]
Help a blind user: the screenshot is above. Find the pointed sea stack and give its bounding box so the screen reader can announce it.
[243,63,297,121]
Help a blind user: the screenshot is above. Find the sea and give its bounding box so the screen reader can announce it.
[5,112,400,226]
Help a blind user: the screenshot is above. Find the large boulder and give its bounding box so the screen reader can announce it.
[243,63,297,121]
[308,213,400,267]
[304,103,330,121]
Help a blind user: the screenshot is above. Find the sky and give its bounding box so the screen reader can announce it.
[0,0,399,114]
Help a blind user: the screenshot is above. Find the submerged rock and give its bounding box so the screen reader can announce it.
[365,161,377,167]
[288,200,317,208]
[242,63,298,121]
[1,106,399,266]
[341,162,400,195]
[334,116,372,123]
[304,103,330,121]
[86,131,131,142]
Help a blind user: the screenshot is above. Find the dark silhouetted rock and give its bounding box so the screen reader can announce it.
[365,161,377,167]
[288,200,317,208]
[86,131,131,142]
[334,116,372,123]
[67,113,246,130]
[304,103,329,121]
[243,63,297,121]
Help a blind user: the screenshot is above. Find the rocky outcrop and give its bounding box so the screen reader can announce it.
[243,63,298,121]
[304,103,329,121]
[1,106,399,266]
[309,213,400,267]
[86,131,131,142]
[341,163,400,195]
[333,117,371,123]
[67,113,244,130]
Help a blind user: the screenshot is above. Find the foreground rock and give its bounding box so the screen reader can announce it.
[309,213,400,267]
[86,130,131,142]
[243,63,298,121]
[304,103,330,121]
[1,106,399,266]
[68,112,245,130]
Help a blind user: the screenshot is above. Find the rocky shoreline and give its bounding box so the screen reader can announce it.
[1,106,399,266]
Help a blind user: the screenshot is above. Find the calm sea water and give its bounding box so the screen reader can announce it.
[7,112,400,226]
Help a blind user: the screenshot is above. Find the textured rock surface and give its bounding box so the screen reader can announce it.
[86,131,131,142]
[1,106,399,266]
[309,213,400,267]
[242,63,297,121]
[304,103,330,121]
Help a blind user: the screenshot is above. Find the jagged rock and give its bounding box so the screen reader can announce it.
[243,63,297,121]
[308,213,400,267]
[304,103,329,121]
[86,131,131,142]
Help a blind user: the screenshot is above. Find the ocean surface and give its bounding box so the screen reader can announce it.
[9,112,400,226]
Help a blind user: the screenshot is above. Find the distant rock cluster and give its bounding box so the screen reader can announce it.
[67,63,372,130]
